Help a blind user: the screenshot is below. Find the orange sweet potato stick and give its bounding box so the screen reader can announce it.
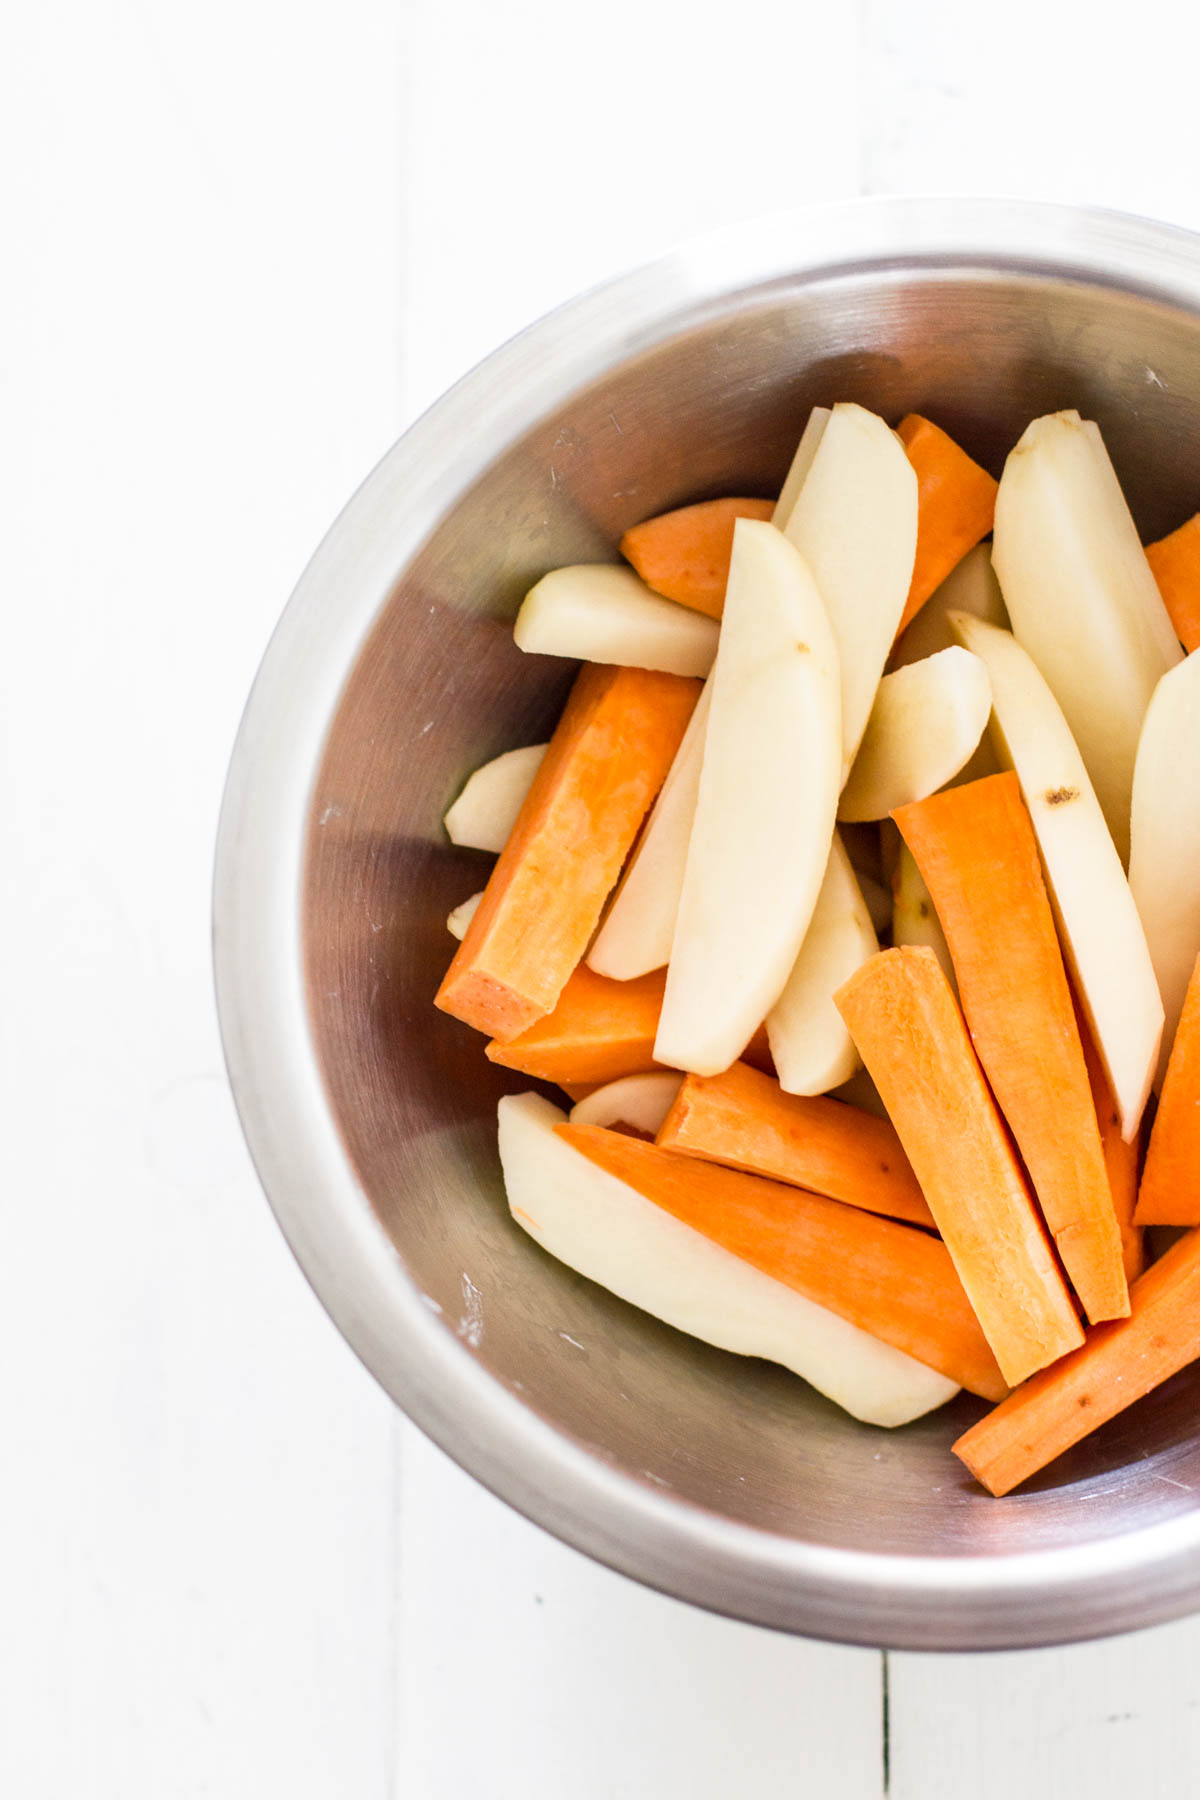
[893,774,1129,1323]
[558,1123,1007,1399]
[894,415,998,635]
[1145,514,1200,652]
[656,1061,935,1230]
[619,497,775,619]
[1080,1015,1145,1283]
[485,966,668,1088]
[488,973,775,1090]
[437,664,699,1040]
[1134,953,1200,1225]
[953,1226,1200,1495]
[834,946,1084,1387]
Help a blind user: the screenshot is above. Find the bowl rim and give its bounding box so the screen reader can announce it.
[214,195,1200,1651]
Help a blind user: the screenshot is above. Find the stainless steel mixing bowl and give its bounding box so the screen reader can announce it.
[215,198,1200,1651]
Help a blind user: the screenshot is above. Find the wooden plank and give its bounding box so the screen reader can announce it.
[0,1,403,1793]
[397,1426,884,1800]
[890,1620,1200,1797]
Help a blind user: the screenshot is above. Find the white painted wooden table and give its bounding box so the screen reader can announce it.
[9,3,1200,1793]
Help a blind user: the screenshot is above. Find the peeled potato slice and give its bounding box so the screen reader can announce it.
[568,1072,683,1136]
[514,565,718,676]
[991,411,1182,861]
[446,892,483,940]
[498,1092,959,1428]
[772,405,831,533]
[1129,651,1200,1086]
[655,521,841,1076]
[951,612,1162,1139]
[781,402,919,779]
[587,682,713,981]
[766,835,877,1096]
[838,647,991,822]
[443,744,547,852]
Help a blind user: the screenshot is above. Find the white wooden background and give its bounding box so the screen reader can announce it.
[10,3,1200,1794]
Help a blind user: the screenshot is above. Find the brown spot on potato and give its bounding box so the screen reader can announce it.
[1044,786,1079,806]
[918,899,930,919]
[796,641,810,654]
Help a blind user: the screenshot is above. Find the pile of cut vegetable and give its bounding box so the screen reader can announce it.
[435,402,1200,1497]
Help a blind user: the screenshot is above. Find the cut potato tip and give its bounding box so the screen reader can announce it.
[443,743,547,853]
[838,646,991,823]
[568,1072,683,1137]
[446,891,483,940]
[514,564,719,677]
[655,520,841,1076]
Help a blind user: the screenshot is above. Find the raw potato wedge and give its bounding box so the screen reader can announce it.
[514,565,719,677]
[656,520,841,1076]
[772,405,831,533]
[891,845,956,992]
[1129,651,1200,1087]
[587,682,713,980]
[443,744,547,852]
[838,646,991,822]
[951,613,1162,1139]
[991,411,1182,860]
[782,402,919,779]
[890,543,1008,670]
[498,1092,960,1427]
[569,1072,683,1136]
[766,834,877,1095]
[446,892,482,940]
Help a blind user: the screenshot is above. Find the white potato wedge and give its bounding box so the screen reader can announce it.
[890,543,1007,669]
[951,612,1163,1139]
[772,405,831,533]
[782,402,918,779]
[1081,418,1190,671]
[1129,651,1200,1087]
[499,1092,959,1427]
[838,647,992,822]
[766,834,877,1095]
[586,681,713,980]
[443,743,547,852]
[446,892,482,940]
[655,521,841,1076]
[891,845,956,993]
[514,564,718,676]
[991,411,1182,860]
[568,1072,683,1136]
